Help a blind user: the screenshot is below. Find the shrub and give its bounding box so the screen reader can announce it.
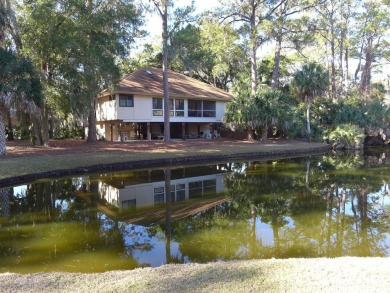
[53,124,83,139]
[326,124,365,149]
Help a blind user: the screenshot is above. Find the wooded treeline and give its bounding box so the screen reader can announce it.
[0,0,389,155]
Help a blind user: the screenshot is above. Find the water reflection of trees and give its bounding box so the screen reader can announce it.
[0,178,142,273]
[165,154,390,262]
[1,152,389,271]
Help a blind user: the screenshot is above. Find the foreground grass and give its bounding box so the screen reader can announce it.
[0,258,389,293]
[0,141,329,182]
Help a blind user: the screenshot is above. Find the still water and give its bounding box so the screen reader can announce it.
[0,150,389,273]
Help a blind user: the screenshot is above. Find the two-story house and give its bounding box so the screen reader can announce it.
[96,67,233,141]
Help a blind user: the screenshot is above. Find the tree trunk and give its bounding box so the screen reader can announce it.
[338,24,344,98]
[0,104,8,156]
[330,27,337,101]
[344,3,351,96]
[0,188,11,218]
[271,211,280,257]
[261,124,268,141]
[247,125,255,140]
[4,0,23,51]
[250,3,257,94]
[249,205,257,258]
[271,4,283,90]
[41,103,50,146]
[360,36,373,100]
[345,47,349,96]
[354,34,365,83]
[7,109,13,141]
[164,168,172,263]
[324,41,332,99]
[306,100,311,139]
[250,42,257,94]
[162,3,170,142]
[305,159,310,189]
[87,100,97,142]
[271,35,282,90]
[32,115,43,146]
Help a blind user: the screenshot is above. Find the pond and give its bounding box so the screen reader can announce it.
[0,149,389,273]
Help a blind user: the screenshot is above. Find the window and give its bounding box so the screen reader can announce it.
[188,100,202,117]
[170,185,176,203]
[203,101,216,117]
[122,199,136,211]
[189,181,203,198]
[188,179,217,198]
[176,184,186,201]
[154,187,165,205]
[169,99,185,117]
[188,100,216,117]
[203,179,217,196]
[153,98,163,116]
[119,94,134,107]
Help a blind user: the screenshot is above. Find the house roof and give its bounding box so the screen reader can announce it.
[101,67,233,102]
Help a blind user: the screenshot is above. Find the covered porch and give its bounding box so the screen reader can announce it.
[98,121,222,142]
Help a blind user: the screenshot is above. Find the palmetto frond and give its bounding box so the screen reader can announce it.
[0,47,42,111]
[292,63,329,103]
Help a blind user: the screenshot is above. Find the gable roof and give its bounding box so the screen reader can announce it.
[101,67,233,102]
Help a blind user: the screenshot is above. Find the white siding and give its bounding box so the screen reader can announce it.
[97,96,116,121]
[216,101,226,122]
[98,94,229,124]
[117,95,153,122]
[100,173,226,212]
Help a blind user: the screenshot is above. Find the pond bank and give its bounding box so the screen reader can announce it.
[1,257,389,292]
[1,140,389,292]
[0,139,330,186]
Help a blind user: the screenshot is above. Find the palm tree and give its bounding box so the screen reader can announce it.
[0,48,43,155]
[223,90,260,140]
[253,89,291,140]
[292,63,329,139]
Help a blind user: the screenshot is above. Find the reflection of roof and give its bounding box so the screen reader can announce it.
[125,196,228,226]
[76,191,227,227]
[101,67,233,101]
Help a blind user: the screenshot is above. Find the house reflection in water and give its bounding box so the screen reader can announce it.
[94,165,230,225]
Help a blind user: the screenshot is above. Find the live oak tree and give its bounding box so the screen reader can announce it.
[18,0,73,145]
[170,20,245,91]
[0,48,43,155]
[19,0,143,143]
[0,0,22,50]
[1,0,24,141]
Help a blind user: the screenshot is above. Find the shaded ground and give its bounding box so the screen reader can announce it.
[1,139,330,185]
[5,138,294,157]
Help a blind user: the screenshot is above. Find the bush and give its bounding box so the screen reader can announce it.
[326,124,365,149]
[53,124,83,139]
